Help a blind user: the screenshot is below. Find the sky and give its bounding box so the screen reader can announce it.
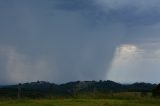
[0,0,160,84]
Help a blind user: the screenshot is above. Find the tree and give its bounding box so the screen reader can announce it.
[152,84,160,97]
[17,83,22,98]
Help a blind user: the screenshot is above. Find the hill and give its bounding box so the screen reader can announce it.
[0,80,157,98]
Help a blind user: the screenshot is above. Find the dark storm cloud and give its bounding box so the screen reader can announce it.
[0,0,126,84]
[0,0,160,84]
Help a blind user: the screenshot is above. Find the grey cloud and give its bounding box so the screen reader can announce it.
[0,0,160,84]
[95,0,160,26]
[0,0,126,84]
[96,0,160,10]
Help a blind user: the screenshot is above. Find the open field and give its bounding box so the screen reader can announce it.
[0,98,160,106]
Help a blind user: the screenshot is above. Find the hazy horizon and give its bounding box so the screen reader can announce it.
[0,0,160,84]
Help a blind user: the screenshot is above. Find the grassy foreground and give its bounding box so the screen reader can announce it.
[0,98,160,106]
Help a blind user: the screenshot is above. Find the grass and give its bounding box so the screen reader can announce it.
[0,97,160,106]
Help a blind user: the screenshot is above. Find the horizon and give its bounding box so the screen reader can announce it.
[0,0,160,84]
[0,80,158,86]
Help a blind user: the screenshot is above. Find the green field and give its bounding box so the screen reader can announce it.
[0,98,160,106]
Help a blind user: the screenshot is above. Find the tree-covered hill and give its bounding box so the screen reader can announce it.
[0,80,157,98]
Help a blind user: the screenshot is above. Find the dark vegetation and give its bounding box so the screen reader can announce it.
[152,84,160,97]
[0,80,158,98]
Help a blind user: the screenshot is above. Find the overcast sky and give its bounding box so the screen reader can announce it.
[0,0,160,84]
